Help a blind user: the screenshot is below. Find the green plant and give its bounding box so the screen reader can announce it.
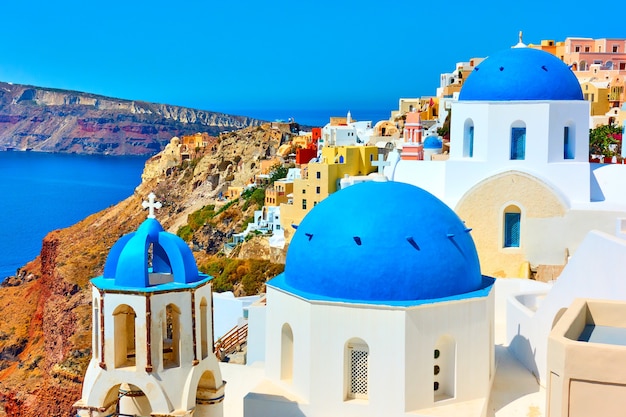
[589,124,622,158]
[269,163,288,184]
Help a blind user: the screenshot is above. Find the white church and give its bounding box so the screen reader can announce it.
[387,42,626,278]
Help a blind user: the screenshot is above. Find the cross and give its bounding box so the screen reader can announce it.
[371,153,390,177]
[142,192,162,219]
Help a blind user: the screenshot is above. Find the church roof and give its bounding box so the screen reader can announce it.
[423,136,442,149]
[92,197,209,292]
[268,181,493,306]
[459,47,584,101]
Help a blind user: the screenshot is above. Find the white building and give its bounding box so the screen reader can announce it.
[74,196,224,417]
[245,180,495,417]
[319,111,373,154]
[386,43,626,279]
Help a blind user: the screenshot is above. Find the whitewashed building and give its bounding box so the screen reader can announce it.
[245,181,495,417]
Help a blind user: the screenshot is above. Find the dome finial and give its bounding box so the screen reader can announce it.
[513,30,527,48]
[142,192,162,219]
[371,153,389,182]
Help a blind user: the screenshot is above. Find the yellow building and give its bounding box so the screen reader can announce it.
[581,81,610,116]
[264,179,294,206]
[280,145,379,240]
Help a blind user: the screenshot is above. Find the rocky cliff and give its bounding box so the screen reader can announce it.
[0,123,293,416]
[0,82,263,155]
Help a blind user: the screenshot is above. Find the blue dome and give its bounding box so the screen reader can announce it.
[423,137,443,149]
[459,47,583,101]
[271,181,484,303]
[101,218,202,288]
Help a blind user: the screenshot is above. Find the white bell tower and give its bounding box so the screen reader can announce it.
[74,194,224,417]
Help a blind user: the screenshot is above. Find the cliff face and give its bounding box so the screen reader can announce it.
[0,124,291,416]
[0,82,263,155]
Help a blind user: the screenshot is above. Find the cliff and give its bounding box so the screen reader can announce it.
[0,81,263,155]
[0,123,293,416]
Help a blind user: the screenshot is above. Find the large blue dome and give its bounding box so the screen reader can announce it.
[459,47,583,101]
[269,181,486,304]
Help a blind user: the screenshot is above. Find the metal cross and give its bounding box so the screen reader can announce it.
[142,192,162,219]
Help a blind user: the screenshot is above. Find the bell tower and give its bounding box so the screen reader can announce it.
[74,193,224,417]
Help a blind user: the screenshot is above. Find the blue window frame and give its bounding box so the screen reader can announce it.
[564,126,574,159]
[468,126,474,158]
[511,127,526,160]
[504,213,521,248]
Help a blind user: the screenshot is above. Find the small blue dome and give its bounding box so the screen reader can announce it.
[459,47,583,101]
[101,218,202,288]
[423,137,442,149]
[271,181,483,303]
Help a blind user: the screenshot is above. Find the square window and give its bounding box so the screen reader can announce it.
[575,46,580,52]
[613,45,619,53]
[585,46,590,52]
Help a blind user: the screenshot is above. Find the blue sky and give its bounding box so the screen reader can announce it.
[0,0,623,122]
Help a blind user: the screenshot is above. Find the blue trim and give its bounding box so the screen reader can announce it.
[268,274,495,307]
[91,273,212,293]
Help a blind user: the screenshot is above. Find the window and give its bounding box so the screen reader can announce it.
[463,119,474,158]
[316,186,320,194]
[113,304,136,368]
[302,199,307,210]
[316,171,321,179]
[504,207,521,248]
[200,298,209,359]
[302,189,306,194]
[613,45,619,53]
[339,155,344,163]
[281,324,293,381]
[585,46,590,52]
[564,126,575,159]
[434,336,456,401]
[163,304,181,368]
[591,93,595,102]
[575,46,580,52]
[346,340,369,400]
[510,126,526,160]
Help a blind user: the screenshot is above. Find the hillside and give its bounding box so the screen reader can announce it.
[0,81,263,155]
[0,124,292,416]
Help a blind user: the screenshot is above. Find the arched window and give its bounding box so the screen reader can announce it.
[94,298,100,361]
[434,335,456,401]
[339,155,345,163]
[463,119,474,158]
[345,338,369,400]
[503,205,522,248]
[281,323,294,381]
[564,124,575,159]
[510,122,526,160]
[606,61,614,70]
[200,298,209,360]
[163,304,181,368]
[113,304,136,368]
[579,60,588,71]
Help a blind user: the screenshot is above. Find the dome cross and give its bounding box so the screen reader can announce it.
[142,192,162,219]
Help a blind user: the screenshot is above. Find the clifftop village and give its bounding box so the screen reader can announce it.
[73,37,626,417]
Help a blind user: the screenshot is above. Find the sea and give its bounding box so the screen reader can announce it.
[0,108,391,281]
[0,151,147,280]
